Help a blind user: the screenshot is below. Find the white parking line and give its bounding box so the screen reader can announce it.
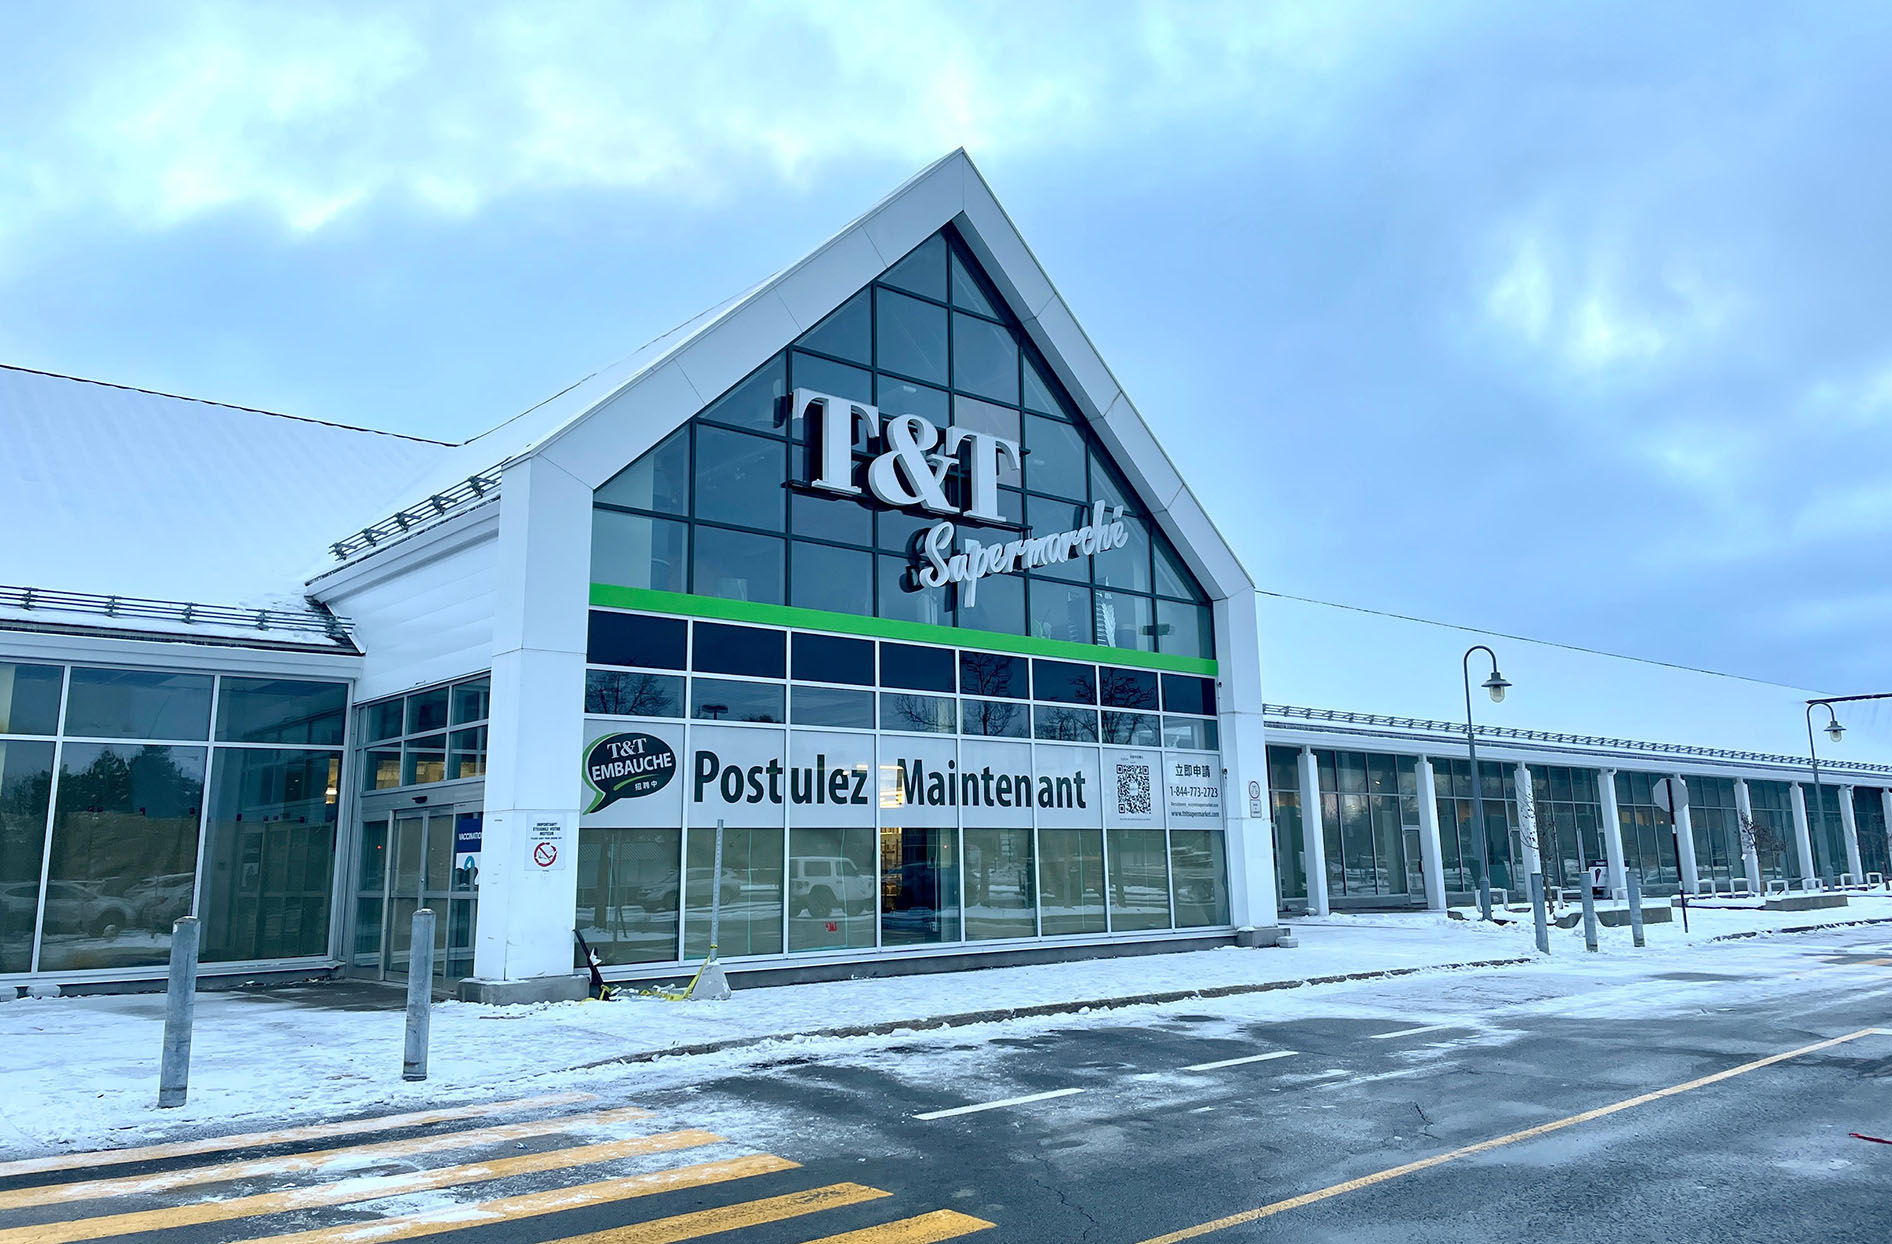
[1182,1050,1299,1072]
[1369,1024,1459,1040]
[914,1088,1085,1120]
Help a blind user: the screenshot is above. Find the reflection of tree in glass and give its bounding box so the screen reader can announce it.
[1036,706,1095,742]
[591,673,675,718]
[960,652,1020,698]
[965,698,1021,737]
[1097,668,1154,711]
[888,694,948,732]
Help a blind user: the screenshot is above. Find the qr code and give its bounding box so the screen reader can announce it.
[1116,760,1153,816]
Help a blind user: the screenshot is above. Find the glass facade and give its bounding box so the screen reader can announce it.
[1683,775,1743,886]
[0,662,347,976]
[1854,788,1890,880]
[1612,772,1680,895]
[1525,766,1605,892]
[356,676,490,792]
[1313,749,1420,899]
[577,610,1228,967]
[1265,746,1306,905]
[589,226,1212,657]
[1433,759,1519,896]
[1745,780,1797,884]
[1804,783,1848,882]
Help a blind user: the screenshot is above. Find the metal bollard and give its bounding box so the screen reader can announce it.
[1580,880,1599,952]
[403,908,435,1082]
[1528,871,1550,956]
[1627,871,1646,948]
[158,916,200,1108]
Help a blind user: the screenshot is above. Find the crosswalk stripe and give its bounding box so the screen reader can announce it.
[0,1130,722,1244]
[796,1210,997,1243]
[0,1092,596,1180]
[0,1105,655,1211]
[529,1182,889,1243]
[229,1153,799,1244]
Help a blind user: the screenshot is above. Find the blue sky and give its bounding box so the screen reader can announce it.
[4,1,1891,692]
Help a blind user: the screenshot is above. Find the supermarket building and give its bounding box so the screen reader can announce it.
[2,151,1888,1001]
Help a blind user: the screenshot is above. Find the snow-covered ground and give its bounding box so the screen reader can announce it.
[2,896,1888,1160]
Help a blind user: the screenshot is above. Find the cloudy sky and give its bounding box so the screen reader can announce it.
[4,1,1890,694]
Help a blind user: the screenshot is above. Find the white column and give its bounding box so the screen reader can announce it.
[1789,783,1818,887]
[471,456,592,1001]
[1514,763,1541,877]
[1298,746,1328,916]
[1416,758,1447,911]
[1833,784,1861,882]
[1213,591,1278,931]
[1597,768,1627,897]
[1672,774,1699,895]
[1735,778,1762,893]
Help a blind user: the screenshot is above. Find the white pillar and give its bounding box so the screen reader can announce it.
[1672,774,1700,895]
[1597,768,1627,897]
[1789,783,1818,887]
[1298,746,1328,916]
[1213,591,1278,931]
[1735,778,1762,893]
[471,456,592,1002]
[1835,785,1862,882]
[1416,758,1447,911]
[1514,763,1541,877]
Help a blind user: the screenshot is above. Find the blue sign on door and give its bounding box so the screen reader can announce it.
[455,813,483,856]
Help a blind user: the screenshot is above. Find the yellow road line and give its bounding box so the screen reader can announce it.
[1134,1027,1884,1244]
[0,1130,721,1244]
[0,1092,596,1179]
[534,1182,890,1242]
[231,1154,798,1244]
[0,1105,654,1211]
[797,1210,997,1243]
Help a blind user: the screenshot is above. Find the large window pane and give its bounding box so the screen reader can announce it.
[406,688,449,734]
[691,679,784,724]
[40,743,205,971]
[792,633,874,686]
[215,678,346,746]
[952,313,1018,404]
[876,376,950,423]
[684,825,784,959]
[1171,831,1230,927]
[585,671,684,718]
[878,556,950,626]
[402,735,445,785]
[450,679,490,725]
[791,542,873,617]
[881,693,956,734]
[790,686,874,729]
[956,565,1025,636]
[694,427,786,529]
[1039,827,1105,935]
[961,652,1026,699]
[961,698,1028,738]
[595,426,690,514]
[876,289,949,384]
[0,739,55,972]
[589,612,687,670]
[1034,706,1098,743]
[877,233,947,300]
[1096,592,1156,652]
[1157,600,1214,660]
[1025,495,1090,583]
[1024,414,1087,501]
[590,511,688,593]
[693,621,786,679]
[0,664,62,735]
[789,353,874,428]
[789,826,877,951]
[880,825,959,945]
[965,828,1034,940]
[1094,515,1152,593]
[577,827,679,965]
[1031,581,1094,645]
[693,526,784,604]
[951,397,1021,487]
[1107,828,1170,931]
[200,749,339,962]
[65,669,211,741]
[790,489,873,547]
[796,291,870,364]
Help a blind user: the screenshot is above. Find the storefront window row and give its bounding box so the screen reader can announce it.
[1855,787,1890,879]
[1682,775,1742,885]
[1525,766,1605,893]
[1314,749,1422,899]
[0,660,347,976]
[1744,780,1797,885]
[584,610,1219,749]
[589,226,1214,658]
[357,676,490,792]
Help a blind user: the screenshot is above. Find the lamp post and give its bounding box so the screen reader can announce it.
[1802,692,1892,885]
[1462,645,1511,921]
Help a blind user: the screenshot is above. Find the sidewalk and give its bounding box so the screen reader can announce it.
[3,899,1888,1158]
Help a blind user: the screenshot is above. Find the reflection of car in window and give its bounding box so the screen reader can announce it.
[789,856,874,917]
[21,882,139,940]
[124,873,195,927]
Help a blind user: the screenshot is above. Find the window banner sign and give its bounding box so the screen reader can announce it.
[788,730,876,827]
[1103,748,1163,829]
[685,725,791,828]
[1032,742,1105,829]
[875,733,959,828]
[958,738,1035,828]
[1165,749,1224,827]
[582,718,685,828]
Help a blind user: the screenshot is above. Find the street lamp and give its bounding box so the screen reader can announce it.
[1463,645,1510,921]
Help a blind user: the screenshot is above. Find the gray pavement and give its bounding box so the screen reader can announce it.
[5,926,1890,1243]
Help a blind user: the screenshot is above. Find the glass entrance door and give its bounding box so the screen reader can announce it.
[354,807,479,987]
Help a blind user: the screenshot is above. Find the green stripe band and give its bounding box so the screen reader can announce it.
[589,585,1219,677]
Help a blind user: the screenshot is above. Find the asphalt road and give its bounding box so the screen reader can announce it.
[6,926,1891,1243]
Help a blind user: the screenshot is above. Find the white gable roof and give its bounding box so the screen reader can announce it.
[320,150,1255,603]
[0,365,447,608]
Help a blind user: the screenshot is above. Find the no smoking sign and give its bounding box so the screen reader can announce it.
[525,817,570,872]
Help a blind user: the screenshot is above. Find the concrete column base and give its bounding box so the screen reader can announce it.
[457,973,589,1005]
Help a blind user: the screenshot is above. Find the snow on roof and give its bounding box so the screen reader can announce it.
[0,365,448,609]
[1259,593,1892,769]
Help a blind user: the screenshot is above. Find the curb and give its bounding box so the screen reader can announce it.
[1706,915,1892,942]
[569,955,1534,1071]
